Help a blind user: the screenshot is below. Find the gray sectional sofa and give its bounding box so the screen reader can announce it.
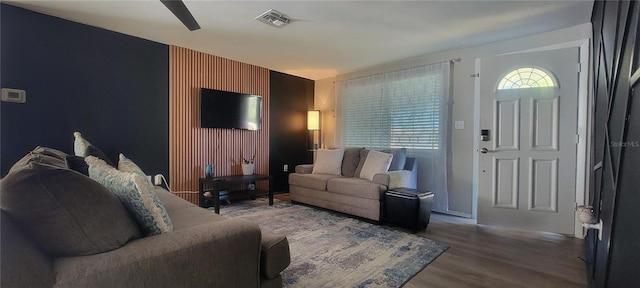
[289,147,417,222]
[1,147,290,288]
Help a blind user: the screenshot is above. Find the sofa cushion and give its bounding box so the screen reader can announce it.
[1,211,55,288]
[289,173,342,191]
[155,187,195,212]
[0,162,141,257]
[326,177,386,200]
[260,231,291,279]
[359,150,393,181]
[153,188,228,230]
[381,148,407,171]
[86,156,173,236]
[312,148,344,175]
[341,147,364,177]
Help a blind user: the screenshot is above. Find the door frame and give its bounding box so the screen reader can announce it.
[472,39,591,238]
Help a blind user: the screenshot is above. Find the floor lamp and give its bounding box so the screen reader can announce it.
[307,110,321,151]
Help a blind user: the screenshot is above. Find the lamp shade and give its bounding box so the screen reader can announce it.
[307,110,321,130]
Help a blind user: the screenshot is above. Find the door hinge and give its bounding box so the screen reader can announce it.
[470,73,480,78]
[576,63,582,72]
[576,134,580,143]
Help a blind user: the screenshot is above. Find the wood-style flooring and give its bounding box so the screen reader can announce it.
[274,194,587,288]
[405,214,587,288]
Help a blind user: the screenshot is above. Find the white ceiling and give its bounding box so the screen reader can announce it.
[4,0,594,80]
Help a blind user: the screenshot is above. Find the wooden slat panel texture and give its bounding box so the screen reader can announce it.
[169,46,270,199]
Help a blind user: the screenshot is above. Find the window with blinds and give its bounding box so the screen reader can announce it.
[338,62,449,151]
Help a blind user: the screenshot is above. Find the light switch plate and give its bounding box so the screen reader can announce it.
[454,121,464,130]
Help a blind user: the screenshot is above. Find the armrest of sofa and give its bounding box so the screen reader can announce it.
[54,218,262,288]
[391,157,418,189]
[374,157,418,189]
[372,173,390,187]
[386,170,415,189]
[295,164,314,174]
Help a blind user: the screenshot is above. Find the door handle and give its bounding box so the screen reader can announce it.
[480,148,496,154]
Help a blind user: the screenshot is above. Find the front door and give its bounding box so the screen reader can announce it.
[477,48,579,235]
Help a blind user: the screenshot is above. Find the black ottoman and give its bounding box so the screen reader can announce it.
[385,188,434,231]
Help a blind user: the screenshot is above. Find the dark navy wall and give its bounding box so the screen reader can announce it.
[269,71,314,192]
[1,4,169,177]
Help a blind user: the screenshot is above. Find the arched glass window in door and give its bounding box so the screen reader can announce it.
[498,67,556,90]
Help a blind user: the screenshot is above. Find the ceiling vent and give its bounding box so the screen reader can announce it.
[255,9,291,28]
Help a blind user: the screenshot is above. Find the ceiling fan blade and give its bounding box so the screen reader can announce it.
[160,0,200,31]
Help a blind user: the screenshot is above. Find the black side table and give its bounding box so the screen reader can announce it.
[385,187,434,231]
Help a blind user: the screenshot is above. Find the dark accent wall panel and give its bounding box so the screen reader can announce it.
[587,1,640,287]
[0,4,169,177]
[269,71,314,192]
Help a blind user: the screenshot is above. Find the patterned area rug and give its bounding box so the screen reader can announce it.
[217,198,449,288]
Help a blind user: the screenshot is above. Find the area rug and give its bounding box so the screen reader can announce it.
[217,198,449,288]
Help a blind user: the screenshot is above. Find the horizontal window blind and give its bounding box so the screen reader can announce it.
[338,62,449,151]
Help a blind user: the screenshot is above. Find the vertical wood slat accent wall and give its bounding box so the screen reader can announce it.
[169,46,270,204]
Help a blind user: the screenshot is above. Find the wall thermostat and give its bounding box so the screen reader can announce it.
[1,88,27,103]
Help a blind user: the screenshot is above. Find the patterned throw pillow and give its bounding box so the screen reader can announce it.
[118,153,155,187]
[86,156,172,236]
[118,153,146,175]
[73,132,92,157]
[73,132,115,166]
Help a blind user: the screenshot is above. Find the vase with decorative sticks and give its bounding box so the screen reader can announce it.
[242,151,255,175]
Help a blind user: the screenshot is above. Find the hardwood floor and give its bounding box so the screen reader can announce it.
[274,194,587,287]
[404,213,587,288]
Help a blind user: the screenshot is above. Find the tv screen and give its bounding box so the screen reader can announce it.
[200,88,262,130]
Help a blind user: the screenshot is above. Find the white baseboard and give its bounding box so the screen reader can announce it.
[433,209,473,218]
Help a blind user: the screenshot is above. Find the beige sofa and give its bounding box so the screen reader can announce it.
[1,147,290,288]
[289,147,417,222]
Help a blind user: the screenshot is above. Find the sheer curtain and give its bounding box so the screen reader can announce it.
[336,62,451,212]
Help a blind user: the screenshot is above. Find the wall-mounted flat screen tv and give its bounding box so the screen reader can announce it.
[200,88,262,130]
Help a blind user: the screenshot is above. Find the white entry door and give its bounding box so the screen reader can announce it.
[477,48,579,235]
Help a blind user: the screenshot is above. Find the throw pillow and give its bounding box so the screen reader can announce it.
[118,153,154,187]
[32,146,68,161]
[312,148,345,175]
[341,147,364,177]
[66,155,89,176]
[118,153,146,175]
[381,148,407,171]
[8,149,67,175]
[0,161,141,257]
[86,156,172,236]
[73,132,115,166]
[359,150,393,181]
[73,131,91,157]
[353,149,371,178]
